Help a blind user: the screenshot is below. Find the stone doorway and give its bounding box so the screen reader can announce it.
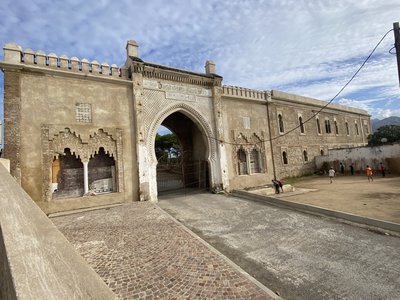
[155,112,210,195]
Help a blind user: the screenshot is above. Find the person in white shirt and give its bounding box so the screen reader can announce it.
[328,167,335,184]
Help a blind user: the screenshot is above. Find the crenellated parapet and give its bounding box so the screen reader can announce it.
[222,85,267,101]
[2,43,129,79]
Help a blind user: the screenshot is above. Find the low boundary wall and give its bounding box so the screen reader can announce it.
[0,164,117,300]
[315,144,400,174]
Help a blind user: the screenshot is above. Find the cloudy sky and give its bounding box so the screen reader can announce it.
[0,0,399,122]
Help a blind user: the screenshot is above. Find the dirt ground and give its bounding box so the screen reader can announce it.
[276,174,400,224]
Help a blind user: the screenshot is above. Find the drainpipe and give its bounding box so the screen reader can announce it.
[266,91,277,179]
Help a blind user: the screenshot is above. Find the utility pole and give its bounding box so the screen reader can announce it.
[394,22,400,86]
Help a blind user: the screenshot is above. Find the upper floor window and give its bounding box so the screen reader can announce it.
[303,150,308,162]
[316,118,321,134]
[325,119,331,134]
[355,122,359,135]
[299,116,305,134]
[345,121,350,135]
[278,113,284,133]
[282,151,288,165]
[334,120,339,135]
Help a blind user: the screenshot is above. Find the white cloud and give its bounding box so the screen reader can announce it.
[0,0,399,120]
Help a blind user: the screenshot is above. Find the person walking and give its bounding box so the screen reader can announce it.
[328,167,335,184]
[340,163,344,175]
[379,162,386,177]
[349,163,354,175]
[366,165,373,182]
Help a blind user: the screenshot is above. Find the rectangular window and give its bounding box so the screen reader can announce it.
[325,119,331,133]
[278,112,284,133]
[243,116,250,129]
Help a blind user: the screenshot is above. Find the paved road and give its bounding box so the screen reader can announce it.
[158,192,400,300]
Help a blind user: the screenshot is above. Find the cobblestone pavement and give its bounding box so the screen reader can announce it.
[52,202,275,300]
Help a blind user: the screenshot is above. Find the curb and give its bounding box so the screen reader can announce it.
[48,203,123,218]
[232,190,400,234]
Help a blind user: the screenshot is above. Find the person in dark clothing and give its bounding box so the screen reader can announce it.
[272,179,280,194]
[380,162,386,177]
[350,163,354,175]
[340,163,344,174]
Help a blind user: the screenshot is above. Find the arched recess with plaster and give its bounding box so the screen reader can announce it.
[42,127,124,201]
[146,103,219,200]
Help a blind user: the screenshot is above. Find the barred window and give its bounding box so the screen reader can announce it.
[76,103,92,123]
[325,119,331,133]
[250,149,261,173]
[237,149,247,175]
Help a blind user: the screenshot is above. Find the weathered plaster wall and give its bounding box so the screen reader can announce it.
[221,94,274,190]
[18,72,136,207]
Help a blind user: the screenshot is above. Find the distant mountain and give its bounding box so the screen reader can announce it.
[371,116,400,132]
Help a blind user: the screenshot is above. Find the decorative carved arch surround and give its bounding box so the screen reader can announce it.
[147,103,217,164]
[146,103,219,198]
[41,126,124,202]
[232,132,265,174]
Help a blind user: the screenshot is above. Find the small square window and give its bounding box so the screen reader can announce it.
[76,103,92,123]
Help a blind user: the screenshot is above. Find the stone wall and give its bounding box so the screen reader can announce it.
[1,41,373,205]
[269,90,370,178]
[221,91,274,190]
[315,144,400,174]
[3,66,136,210]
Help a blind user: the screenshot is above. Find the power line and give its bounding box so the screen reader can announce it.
[207,28,395,147]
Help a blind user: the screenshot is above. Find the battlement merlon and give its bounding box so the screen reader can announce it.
[222,85,269,103]
[1,43,130,80]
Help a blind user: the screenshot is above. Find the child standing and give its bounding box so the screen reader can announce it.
[328,167,335,184]
[366,165,373,182]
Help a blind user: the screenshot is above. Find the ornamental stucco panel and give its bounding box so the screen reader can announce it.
[142,79,214,138]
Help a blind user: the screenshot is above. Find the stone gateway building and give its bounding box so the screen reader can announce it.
[0,41,371,213]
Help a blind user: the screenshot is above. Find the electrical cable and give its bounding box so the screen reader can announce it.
[205,28,394,147]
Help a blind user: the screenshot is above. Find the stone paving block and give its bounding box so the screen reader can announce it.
[52,202,275,299]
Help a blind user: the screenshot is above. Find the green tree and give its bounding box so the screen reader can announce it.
[155,133,181,162]
[368,125,400,145]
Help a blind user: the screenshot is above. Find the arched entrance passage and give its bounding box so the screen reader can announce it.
[156,111,210,194]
